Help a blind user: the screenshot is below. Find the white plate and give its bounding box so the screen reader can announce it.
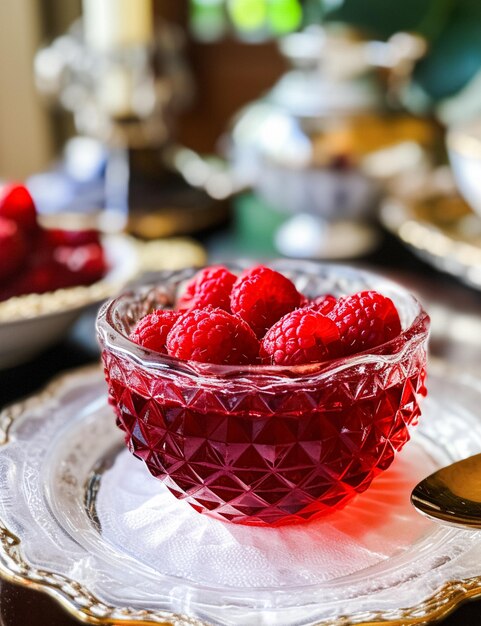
[0,235,138,369]
[1,362,481,625]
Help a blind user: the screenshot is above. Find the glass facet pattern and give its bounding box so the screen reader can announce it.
[97,262,430,525]
[4,365,481,625]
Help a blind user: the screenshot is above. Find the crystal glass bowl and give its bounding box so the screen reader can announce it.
[96,261,429,526]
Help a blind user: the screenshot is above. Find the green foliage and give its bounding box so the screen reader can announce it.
[324,0,481,102]
[268,0,303,35]
[325,0,433,39]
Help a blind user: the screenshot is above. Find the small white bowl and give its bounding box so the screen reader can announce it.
[0,235,138,369]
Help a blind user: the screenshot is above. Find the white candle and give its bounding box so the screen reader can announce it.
[83,0,153,51]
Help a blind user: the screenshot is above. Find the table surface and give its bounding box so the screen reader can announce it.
[1,229,481,626]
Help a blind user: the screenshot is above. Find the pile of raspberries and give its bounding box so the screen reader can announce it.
[129,265,402,367]
[0,183,107,301]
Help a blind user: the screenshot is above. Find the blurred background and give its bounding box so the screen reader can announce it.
[6,0,481,171]
[3,0,481,268]
[4,5,481,624]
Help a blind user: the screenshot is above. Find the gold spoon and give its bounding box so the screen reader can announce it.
[411,453,481,529]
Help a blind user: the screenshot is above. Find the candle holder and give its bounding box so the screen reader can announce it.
[34,10,228,237]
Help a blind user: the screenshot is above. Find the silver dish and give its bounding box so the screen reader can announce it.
[380,179,481,290]
[1,363,481,625]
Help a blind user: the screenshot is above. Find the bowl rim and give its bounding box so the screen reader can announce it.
[96,260,430,380]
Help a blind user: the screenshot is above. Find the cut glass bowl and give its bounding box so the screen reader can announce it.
[96,261,429,526]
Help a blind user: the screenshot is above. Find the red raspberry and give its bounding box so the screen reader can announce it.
[177,266,236,312]
[12,262,71,295]
[0,217,27,282]
[328,290,402,355]
[230,266,303,338]
[0,229,108,300]
[130,310,179,353]
[43,228,101,248]
[27,228,57,267]
[0,230,71,298]
[309,294,337,315]
[54,243,108,285]
[167,307,259,365]
[0,183,37,233]
[260,308,342,366]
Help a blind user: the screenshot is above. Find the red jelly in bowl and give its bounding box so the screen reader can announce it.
[96,261,429,526]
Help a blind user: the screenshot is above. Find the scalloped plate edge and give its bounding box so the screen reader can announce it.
[1,366,481,626]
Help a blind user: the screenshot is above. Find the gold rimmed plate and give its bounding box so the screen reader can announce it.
[1,362,481,624]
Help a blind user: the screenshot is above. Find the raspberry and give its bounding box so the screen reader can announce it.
[260,308,341,366]
[0,183,37,233]
[230,266,303,338]
[167,307,259,365]
[328,290,401,355]
[43,228,101,248]
[12,262,70,295]
[0,231,72,298]
[0,217,27,282]
[177,266,236,312]
[54,243,108,285]
[130,310,179,353]
[309,294,337,315]
[0,220,107,299]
